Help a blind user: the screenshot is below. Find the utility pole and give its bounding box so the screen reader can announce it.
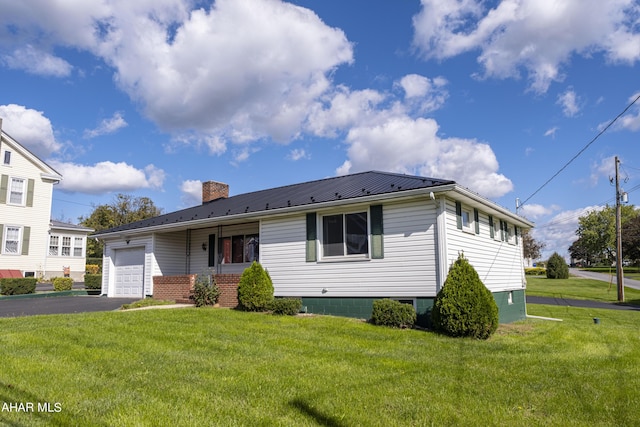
[615,156,625,302]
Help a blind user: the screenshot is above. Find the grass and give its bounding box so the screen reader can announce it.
[0,306,639,426]
[526,275,640,306]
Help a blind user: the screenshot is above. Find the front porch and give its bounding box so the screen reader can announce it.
[152,273,242,307]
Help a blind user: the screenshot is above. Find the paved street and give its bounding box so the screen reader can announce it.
[569,268,640,291]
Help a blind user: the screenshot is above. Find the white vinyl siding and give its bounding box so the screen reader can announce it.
[261,200,439,297]
[152,232,187,276]
[444,198,525,292]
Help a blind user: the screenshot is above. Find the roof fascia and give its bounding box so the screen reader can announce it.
[1,131,62,180]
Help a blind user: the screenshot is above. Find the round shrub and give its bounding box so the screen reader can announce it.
[53,277,73,291]
[546,252,569,279]
[431,254,499,340]
[191,272,220,307]
[270,298,302,315]
[237,262,274,311]
[370,299,417,328]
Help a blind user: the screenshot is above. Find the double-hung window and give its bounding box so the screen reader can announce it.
[322,211,368,257]
[9,177,25,205]
[3,226,21,254]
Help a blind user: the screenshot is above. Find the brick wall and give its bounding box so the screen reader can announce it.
[215,273,241,308]
[153,275,196,303]
[202,181,229,203]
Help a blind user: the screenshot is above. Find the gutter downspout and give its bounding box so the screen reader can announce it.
[435,196,449,293]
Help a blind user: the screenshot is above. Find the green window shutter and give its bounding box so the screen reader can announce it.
[0,224,3,247]
[455,201,462,230]
[208,234,216,267]
[0,175,7,204]
[515,226,519,244]
[474,208,480,234]
[370,204,384,259]
[500,220,505,241]
[21,226,30,255]
[306,212,317,262]
[488,215,494,238]
[26,179,35,207]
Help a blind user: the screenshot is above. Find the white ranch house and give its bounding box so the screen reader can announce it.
[94,171,533,323]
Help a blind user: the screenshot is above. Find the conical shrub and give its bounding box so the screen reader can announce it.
[431,253,499,339]
[237,261,274,311]
[546,252,569,279]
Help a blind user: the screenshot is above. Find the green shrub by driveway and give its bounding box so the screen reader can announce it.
[0,277,37,295]
[370,298,416,328]
[53,277,74,291]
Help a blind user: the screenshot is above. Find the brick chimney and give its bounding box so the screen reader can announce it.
[202,181,229,204]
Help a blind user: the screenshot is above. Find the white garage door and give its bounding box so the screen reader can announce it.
[114,247,145,297]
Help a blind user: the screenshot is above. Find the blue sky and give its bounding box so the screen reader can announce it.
[1,0,639,260]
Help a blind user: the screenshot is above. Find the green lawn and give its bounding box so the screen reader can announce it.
[0,305,638,426]
[526,275,640,306]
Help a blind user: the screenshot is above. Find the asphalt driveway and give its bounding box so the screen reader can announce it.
[0,295,139,318]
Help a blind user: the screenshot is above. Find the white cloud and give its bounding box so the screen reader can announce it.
[533,205,604,260]
[287,148,310,161]
[396,74,449,113]
[518,203,558,220]
[557,89,580,117]
[412,0,640,93]
[180,179,202,206]
[590,155,617,186]
[84,112,128,138]
[50,160,165,194]
[618,92,640,131]
[544,127,559,138]
[1,0,353,148]
[336,115,513,198]
[0,104,62,158]
[2,45,73,77]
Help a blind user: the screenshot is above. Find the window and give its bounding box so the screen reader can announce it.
[9,177,25,205]
[49,235,59,256]
[322,211,368,257]
[3,151,10,165]
[219,234,259,264]
[455,201,474,233]
[73,237,84,257]
[3,226,21,254]
[61,236,71,256]
[48,234,85,257]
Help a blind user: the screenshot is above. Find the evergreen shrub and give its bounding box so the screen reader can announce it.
[370,299,417,328]
[84,274,102,290]
[270,298,302,315]
[431,253,499,339]
[237,262,274,311]
[546,252,569,279]
[0,278,37,295]
[53,277,73,291]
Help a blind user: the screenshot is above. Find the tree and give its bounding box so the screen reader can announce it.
[574,205,637,265]
[522,229,545,262]
[79,194,163,258]
[622,215,640,264]
[546,252,569,279]
[568,238,593,266]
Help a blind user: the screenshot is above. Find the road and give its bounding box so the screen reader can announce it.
[569,268,640,291]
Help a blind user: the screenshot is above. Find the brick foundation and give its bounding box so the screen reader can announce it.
[151,273,241,307]
[153,275,196,303]
[215,274,241,308]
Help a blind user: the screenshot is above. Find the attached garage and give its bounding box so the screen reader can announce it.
[113,247,145,298]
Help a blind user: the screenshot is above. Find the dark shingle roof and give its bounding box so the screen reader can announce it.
[95,171,455,236]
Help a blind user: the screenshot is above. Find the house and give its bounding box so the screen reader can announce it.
[94,171,533,323]
[0,120,92,280]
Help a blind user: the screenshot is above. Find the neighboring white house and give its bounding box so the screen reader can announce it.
[94,171,533,323]
[0,121,92,280]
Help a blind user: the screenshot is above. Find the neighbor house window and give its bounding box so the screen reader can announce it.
[219,234,259,264]
[48,234,85,257]
[3,151,10,165]
[73,237,84,257]
[49,235,59,256]
[9,177,25,205]
[322,211,368,257]
[3,226,21,254]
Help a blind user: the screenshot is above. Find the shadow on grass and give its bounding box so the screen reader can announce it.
[290,398,346,427]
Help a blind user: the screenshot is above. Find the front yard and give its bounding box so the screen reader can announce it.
[0,303,638,426]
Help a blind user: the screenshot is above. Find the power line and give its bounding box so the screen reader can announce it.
[519,92,640,208]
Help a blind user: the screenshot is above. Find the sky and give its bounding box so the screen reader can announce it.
[1,0,639,260]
